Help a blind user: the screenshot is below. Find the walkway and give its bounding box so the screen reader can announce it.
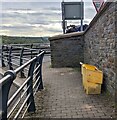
[24,59,115,119]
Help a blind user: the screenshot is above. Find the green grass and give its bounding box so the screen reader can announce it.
[0,36,2,45]
[1,35,49,44]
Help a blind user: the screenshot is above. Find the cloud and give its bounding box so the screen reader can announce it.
[1,1,96,37]
[1,0,62,2]
[1,0,96,2]
[1,25,33,30]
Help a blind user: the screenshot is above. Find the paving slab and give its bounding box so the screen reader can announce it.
[24,60,115,119]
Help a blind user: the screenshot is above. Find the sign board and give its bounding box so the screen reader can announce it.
[93,0,104,12]
[61,2,84,20]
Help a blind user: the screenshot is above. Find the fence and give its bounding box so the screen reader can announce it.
[0,45,45,119]
[9,43,50,54]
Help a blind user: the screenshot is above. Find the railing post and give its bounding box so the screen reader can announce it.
[27,59,36,112]
[1,45,6,67]
[1,70,16,119]
[20,48,25,78]
[37,51,44,90]
[30,44,33,59]
[8,46,13,70]
[6,46,9,67]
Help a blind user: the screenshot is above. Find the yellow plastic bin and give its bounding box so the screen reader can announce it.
[85,81,101,94]
[80,62,103,94]
[81,63,103,84]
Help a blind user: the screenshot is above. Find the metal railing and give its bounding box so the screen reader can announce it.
[0,45,45,119]
[1,45,43,77]
[9,43,50,54]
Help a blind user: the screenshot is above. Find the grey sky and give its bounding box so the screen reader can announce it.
[1,0,94,2]
[1,0,97,37]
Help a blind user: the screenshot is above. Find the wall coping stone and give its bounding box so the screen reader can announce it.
[49,32,84,41]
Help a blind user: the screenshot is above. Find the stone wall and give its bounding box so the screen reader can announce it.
[49,32,84,67]
[84,2,116,96]
[49,2,116,96]
[115,2,117,101]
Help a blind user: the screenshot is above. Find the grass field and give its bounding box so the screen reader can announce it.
[1,35,49,44]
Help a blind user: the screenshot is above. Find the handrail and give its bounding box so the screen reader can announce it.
[1,44,50,75]
[2,43,50,54]
[1,45,41,77]
[15,51,44,74]
[0,46,45,119]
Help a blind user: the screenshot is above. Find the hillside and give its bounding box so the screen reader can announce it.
[1,35,49,44]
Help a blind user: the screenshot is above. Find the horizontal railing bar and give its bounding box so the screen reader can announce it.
[2,50,21,52]
[22,57,29,61]
[7,46,22,49]
[11,59,20,63]
[14,93,31,119]
[21,102,31,118]
[14,57,36,74]
[2,52,9,54]
[33,71,40,80]
[14,51,44,74]
[8,43,50,45]
[10,53,38,56]
[9,44,33,46]
[23,52,38,54]
[10,62,19,67]
[10,55,20,59]
[33,76,40,89]
[8,77,31,107]
[3,45,21,49]
[7,85,30,118]
[10,57,19,61]
[34,81,41,96]
[23,49,37,51]
[33,64,41,74]
[0,75,11,85]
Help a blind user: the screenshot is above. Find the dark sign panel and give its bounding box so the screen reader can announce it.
[62,2,84,20]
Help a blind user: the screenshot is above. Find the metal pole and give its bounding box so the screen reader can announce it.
[20,47,25,78]
[37,52,44,90]
[81,19,83,31]
[27,60,36,112]
[80,0,83,31]
[1,45,6,67]
[63,20,66,34]
[9,46,13,70]
[62,1,66,34]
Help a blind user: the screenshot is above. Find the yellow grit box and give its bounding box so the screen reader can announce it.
[84,81,101,94]
[80,62,103,84]
[80,62,103,94]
